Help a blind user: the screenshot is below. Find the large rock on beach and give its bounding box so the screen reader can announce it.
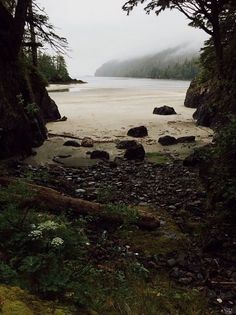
[127,126,148,138]
[116,140,137,150]
[158,136,177,146]
[81,137,94,147]
[90,150,110,160]
[124,144,145,160]
[153,106,177,115]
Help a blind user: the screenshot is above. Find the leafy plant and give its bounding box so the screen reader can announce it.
[25,102,39,117]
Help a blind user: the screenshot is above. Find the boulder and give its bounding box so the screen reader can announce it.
[124,144,145,160]
[158,136,177,146]
[116,140,137,149]
[81,137,94,147]
[63,140,80,147]
[153,105,177,115]
[90,150,110,160]
[177,136,196,143]
[127,126,148,138]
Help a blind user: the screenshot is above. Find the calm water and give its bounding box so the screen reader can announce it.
[71,76,190,92]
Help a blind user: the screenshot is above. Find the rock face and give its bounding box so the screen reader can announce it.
[127,126,148,138]
[0,60,61,159]
[116,140,137,149]
[184,77,236,127]
[153,106,177,115]
[184,79,208,109]
[90,150,110,160]
[158,136,177,146]
[81,137,94,147]
[63,140,80,147]
[124,144,145,160]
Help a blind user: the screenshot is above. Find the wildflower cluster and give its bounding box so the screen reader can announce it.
[28,220,64,247]
[51,237,64,247]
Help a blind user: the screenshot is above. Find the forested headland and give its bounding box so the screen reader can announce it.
[95,47,199,80]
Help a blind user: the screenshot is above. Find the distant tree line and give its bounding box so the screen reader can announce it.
[95,48,199,80]
[37,52,71,84]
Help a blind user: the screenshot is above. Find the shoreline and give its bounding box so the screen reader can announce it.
[26,79,213,167]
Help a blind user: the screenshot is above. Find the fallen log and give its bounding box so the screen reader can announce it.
[0,177,160,230]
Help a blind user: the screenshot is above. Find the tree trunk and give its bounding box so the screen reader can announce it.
[211,0,224,76]
[28,0,38,67]
[0,177,161,230]
[10,0,31,59]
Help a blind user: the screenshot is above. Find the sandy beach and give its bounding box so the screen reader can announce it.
[26,77,213,167]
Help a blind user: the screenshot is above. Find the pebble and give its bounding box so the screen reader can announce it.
[167,258,176,267]
[75,189,86,194]
[178,277,193,285]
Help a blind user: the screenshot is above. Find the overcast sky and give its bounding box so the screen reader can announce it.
[38,0,208,77]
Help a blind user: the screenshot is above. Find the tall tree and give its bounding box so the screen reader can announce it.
[123,0,235,76]
[0,0,30,59]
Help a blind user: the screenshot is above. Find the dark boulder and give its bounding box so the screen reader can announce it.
[127,126,148,138]
[153,105,176,115]
[124,144,145,160]
[177,136,196,143]
[63,140,80,147]
[158,136,177,146]
[116,140,137,149]
[90,150,110,160]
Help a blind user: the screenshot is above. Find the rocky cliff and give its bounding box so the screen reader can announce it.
[0,59,60,159]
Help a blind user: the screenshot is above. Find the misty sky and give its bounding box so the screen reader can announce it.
[39,0,208,77]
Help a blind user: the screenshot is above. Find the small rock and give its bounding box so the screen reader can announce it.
[153,105,177,115]
[158,135,177,146]
[76,189,86,194]
[81,137,94,147]
[171,267,181,279]
[178,277,193,285]
[90,150,110,160]
[127,126,148,138]
[167,258,177,267]
[177,136,196,143]
[58,116,67,121]
[63,140,80,147]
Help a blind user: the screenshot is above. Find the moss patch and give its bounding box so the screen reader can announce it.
[118,207,189,256]
[0,285,73,315]
[146,152,172,165]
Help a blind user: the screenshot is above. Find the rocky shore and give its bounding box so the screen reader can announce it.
[7,155,235,315]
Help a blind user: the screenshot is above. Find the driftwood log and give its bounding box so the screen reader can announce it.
[0,177,160,230]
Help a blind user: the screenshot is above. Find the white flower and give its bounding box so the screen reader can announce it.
[38,220,59,231]
[28,230,43,240]
[51,237,64,247]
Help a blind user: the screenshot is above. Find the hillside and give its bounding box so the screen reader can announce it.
[95,47,199,80]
